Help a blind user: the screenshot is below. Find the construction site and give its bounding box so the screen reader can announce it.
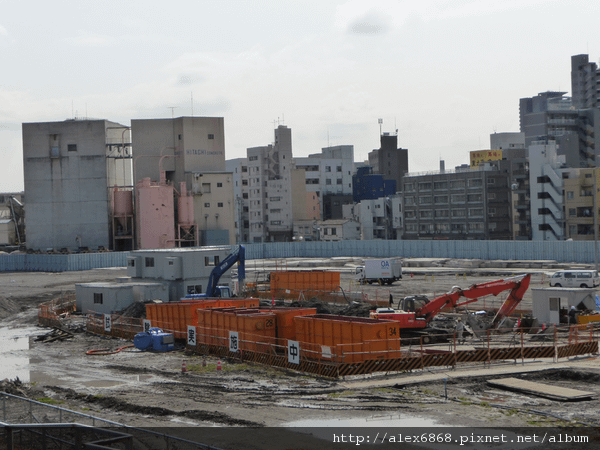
[2,253,600,449]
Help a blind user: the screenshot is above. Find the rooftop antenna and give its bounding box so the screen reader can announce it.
[378,118,383,136]
[167,106,178,118]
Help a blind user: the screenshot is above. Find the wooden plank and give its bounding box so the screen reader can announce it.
[488,377,595,401]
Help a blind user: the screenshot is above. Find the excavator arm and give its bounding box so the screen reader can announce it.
[415,274,531,324]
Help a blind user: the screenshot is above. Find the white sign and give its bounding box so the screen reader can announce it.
[143,320,151,333]
[229,331,239,352]
[288,340,300,365]
[321,345,332,359]
[187,325,197,346]
[104,314,112,332]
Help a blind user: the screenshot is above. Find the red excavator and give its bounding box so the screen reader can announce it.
[370,274,531,343]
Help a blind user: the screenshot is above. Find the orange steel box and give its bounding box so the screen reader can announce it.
[196,308,263,346]
[293,314,401,363]
[270,271,340,294]
[146,299,260,339]
[206,309,276,352]
[258,307,317,345]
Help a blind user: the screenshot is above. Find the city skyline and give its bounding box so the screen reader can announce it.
[1,0,598,192]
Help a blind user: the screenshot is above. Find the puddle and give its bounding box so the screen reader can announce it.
[0,326,43,383]
[286,413,443,428]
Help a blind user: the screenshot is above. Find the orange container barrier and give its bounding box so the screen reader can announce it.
[145,299,259,339]
[258,307,317,345]
[270,271,340,295]
[293,314,401,363]
[196,308,276,352]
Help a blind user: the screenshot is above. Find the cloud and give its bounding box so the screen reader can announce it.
[348,11,391,35]
[63,31,115,47]
[0,25,7,36]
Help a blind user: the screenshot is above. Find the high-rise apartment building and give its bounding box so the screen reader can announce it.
[571,54,600,109]
[247,125,294,242]
[519,91,598,168]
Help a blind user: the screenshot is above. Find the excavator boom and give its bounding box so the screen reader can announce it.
[413,274,531,324]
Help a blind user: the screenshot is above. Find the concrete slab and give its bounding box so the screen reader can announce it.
[487,377,595,401]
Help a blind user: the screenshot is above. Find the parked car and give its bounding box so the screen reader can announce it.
[549,270,600,288]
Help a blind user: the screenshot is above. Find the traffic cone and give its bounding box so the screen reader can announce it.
[181,360,187,373]
[216,359,222,371]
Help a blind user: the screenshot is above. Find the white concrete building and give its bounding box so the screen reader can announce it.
[529,142,568,240]
[226,158,250,243]
[76,246,235,314]
[318,219,361,241]
[247,126,294,242]
[294,145,354,217]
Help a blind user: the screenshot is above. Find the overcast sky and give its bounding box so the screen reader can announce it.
[0,0,598,192]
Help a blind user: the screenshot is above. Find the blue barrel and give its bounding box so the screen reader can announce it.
[134,332,153,350]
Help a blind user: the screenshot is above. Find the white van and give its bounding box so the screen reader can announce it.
[549,270,600,288]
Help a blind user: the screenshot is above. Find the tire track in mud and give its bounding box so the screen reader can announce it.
[47,386,262,426]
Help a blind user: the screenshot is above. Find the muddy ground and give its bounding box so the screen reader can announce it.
[1,260,600,448]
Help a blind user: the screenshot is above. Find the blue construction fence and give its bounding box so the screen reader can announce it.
[0,240,598,272]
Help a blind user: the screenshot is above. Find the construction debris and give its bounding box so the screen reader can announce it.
[35,327,74,343]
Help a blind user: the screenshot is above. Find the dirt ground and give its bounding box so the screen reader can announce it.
[1,260,600,448]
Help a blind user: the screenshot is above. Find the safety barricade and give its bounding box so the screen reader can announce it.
[38,294,76,328]
[82,310,599,379]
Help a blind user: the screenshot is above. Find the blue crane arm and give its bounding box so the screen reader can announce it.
[205,245,245,297]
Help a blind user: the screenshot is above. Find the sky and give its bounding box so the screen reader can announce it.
[0,0,598,192]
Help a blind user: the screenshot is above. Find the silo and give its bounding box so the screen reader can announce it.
[136,177,176,249]
[112,188,134,251]
[177,182,197,246]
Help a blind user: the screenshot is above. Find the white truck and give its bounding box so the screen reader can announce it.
[355,258,402,285]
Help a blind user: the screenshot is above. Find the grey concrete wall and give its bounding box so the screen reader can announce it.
[22,120,124,251]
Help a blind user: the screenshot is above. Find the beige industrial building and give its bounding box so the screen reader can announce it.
[131,117,234,246]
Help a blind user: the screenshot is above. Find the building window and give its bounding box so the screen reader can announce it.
[204,202,210,208]
[451,209,466,217]
[567,191,574,200]
[127,259,135,267]
[67,144,77,152]
[487,178,495,185]
[435,209,449,217]
[187,285,202,295]
[217,182,223,187]
[434,195,448,204]
[419,210,433,218]
[93,293,103,304]
[418,196,432,204]
[208,134,215,139]
[145,257,154,267]
[404,183,415,191]
[418,182,432,191]
[218,202,223,207]
[469,222,484,231]
[326,179,332,185]
[467,194,482,202]
[325,166,331,172]
[468,208,483,217]
[569,208,576,217]
[451,194,465,204]
[336,166,342,172]
[468,179,483,188]
[405,210,416,219]
[337,179,342,185]
[405,196,415,206]
[450,180,465,189]
[331,227,337,235]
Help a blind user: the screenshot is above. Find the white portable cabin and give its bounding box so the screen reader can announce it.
[531,287,598,324]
